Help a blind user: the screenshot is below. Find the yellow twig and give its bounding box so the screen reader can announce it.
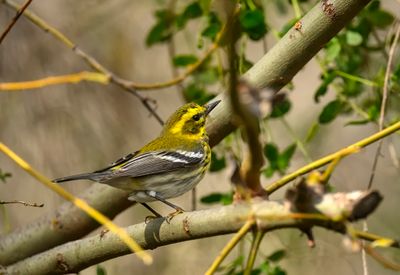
[363,245,400,271]
[0,142,152,265]
[0,72,110,90]
[266,121,400,194]
[2,0,163,124]
[2,0,221,91]
[257,212,330,221]
[205,219,255,275]
[290,0,302,18]
[353,230,399,248]
[244,230,264,275]
[131,43,218,90]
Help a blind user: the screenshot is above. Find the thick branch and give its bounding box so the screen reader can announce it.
[0,0,373,265]
[5,200,398,275]
[0,185,133,265]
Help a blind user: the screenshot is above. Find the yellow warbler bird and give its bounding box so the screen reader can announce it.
[54,100,220,220]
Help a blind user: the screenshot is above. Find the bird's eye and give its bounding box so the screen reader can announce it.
[192,114,201,121]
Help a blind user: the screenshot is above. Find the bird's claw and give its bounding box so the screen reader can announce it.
[145,215,159,224]
[165,209,184,223]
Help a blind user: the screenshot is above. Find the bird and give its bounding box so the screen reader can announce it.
[53,100,221,221]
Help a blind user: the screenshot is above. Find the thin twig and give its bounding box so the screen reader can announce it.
[0,71,109,90]
[0,0,33,44]
[0,200,44,207]
[130,43,218,90]
[363,244,400,271]
[367,22,400,189]
[362,21,400,275]
[2,0,163,124]
[244,230,264,275]
[333,70,378,87]
[280,117,312,162]
[290,0,302,18]
[266,121,400,194]
[2,0,221,92]
[354,230,399,248]
[205,219,255,275]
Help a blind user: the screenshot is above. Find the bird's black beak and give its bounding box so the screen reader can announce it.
[204,100,221,116]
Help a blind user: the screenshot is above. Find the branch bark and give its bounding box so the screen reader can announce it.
[5,199,399,275]
[0,200,375,274]
[0,0,373,265]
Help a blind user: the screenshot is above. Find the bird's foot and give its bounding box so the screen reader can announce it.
[166,209,184,224]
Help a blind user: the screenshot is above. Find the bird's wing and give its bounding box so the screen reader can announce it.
[94,151,138,173]
[113,149,205,178]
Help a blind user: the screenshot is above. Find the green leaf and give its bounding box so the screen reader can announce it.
[367,0,380,11]
[345,119,370,126]
[267,249,286,262]
[200,193,223,204]
[209,151,226,172]
[199,0,212,12]
[346,30,363,46]
[368,9,394,28]
[221,194,234,205]
[277,144,296,171]
[263,143,280,177]
[172,54,198,67]
[183,83,215,105]
[270,266,287,275]
[314,71,333,100]
[200,192,233,205]
[222,255,245,274]
[318,100,342,124]
[183,2,202,18]
[146,10,174,46]
[176,2,203,28]
[201,24,220,40]
[341,79,362,97]
[239,9,267,40]
[239,57,254,74]
[0,169,12,183]
[393,63,400,79]
[263,143,279,163]
[314,83,328,103]
[193,67,219,85]
[270,98,291,118]
[278,18,297,37]
[258,261,271,274]
[96,265,107,275]
[325,38,341,62]
[201,12,222,41]
[305,122,319,143]
[262,166,275,178]
[146,23,171,46]
[367,104,379,121]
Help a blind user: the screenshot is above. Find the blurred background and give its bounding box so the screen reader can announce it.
[1,0,399,274]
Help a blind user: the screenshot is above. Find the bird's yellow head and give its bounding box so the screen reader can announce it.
[163,100,220,139]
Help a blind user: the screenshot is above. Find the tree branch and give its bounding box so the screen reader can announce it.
[0,0,374,265]
[4,200,398,275]
[266,121,400,195]
[0,200,43,207]
[1,0,164,125]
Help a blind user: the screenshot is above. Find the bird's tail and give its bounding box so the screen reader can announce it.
[53,172,97,183]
